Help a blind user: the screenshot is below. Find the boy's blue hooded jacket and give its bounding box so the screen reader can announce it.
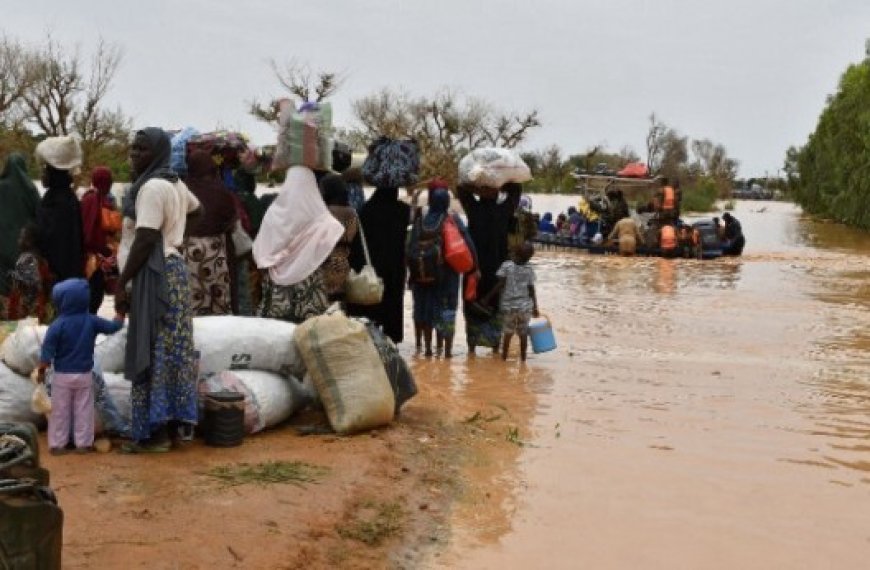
[40,278,123,374]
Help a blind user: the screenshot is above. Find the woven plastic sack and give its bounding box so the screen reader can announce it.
[193,316,302,377]
[199,370,309,434]
[0,362,42,424]
[1,319,46,376]
[458,148,531,188]
[294,311,394,434]
[95,325,127,374]
[272,100,334,171]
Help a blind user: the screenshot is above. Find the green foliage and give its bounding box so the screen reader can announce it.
[680,177,719,213]
[793,56,870,228]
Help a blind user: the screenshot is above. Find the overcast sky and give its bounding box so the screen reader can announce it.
[7,0,869,177]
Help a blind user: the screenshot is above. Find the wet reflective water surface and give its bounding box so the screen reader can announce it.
[429,200,870,569]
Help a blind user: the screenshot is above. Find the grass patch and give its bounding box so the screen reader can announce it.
[205,460,328,487]
[505,426,524,447]
[337,500,406,546]
[681,182,719,213]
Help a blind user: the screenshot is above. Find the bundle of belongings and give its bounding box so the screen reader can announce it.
[0,313,416,438]
[458,147,532,189]
[271,100,334,172]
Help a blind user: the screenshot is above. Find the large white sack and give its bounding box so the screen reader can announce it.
[101,372,132,431]
[194,316,302,377]
[0,362,43,424]
[95,326,127,374]
[199,370,309,434]
[1,319,47,376]
[294,311,394,434]
[458,148,532,188]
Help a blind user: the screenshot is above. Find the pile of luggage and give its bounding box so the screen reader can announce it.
[0,311,417,439]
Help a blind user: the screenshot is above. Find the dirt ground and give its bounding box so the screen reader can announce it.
[43,352,539,570]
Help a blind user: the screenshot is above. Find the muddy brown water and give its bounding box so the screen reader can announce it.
[422,199,870,569]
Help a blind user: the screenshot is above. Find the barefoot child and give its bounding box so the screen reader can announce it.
[37,278,124,455]
[482,242,539,361]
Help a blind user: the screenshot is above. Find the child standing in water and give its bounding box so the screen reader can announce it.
[37,278,124,454]
[483,242,539,362]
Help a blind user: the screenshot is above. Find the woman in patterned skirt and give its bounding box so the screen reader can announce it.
[115,128,202,453]
[180,150,238,315]
[252,166,343,323]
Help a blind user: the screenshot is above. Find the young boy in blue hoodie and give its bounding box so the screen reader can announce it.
[37,278,124,455]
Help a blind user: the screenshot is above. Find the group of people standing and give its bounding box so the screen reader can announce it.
[2,128,541,453]
[0,137,121,324]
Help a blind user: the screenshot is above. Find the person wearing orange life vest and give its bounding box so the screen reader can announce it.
[655,177,677,222]
[659,224,678,258]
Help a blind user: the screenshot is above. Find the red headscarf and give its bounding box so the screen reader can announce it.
[427,177,449,191]
[80,166,115,254]
[91,166,113,195]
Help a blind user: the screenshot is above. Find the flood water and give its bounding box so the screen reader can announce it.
[421,199,870,569]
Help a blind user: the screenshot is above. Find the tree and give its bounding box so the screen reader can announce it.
[249,59,344,126]
[792,53,870,227]
[0,36,37,128]
[645,113,667,174]
[349,88,540,183]
[21,37,129,171]
[522,145,574,194]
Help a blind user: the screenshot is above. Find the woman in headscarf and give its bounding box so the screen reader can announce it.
[181,150,238,316]
[80,166,118,313]
[0,153,41,298]
[318,173,358,303]
[458,181,521,354]
[252,166,343,323]
[346,137,417,343]
[114,128,202,453]
[35,136,85,284]
[409,181,477,357]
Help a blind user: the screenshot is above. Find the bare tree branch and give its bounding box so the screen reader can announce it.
[250,58,345,126]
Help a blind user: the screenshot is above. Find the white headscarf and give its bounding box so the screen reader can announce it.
[253,166,344,286]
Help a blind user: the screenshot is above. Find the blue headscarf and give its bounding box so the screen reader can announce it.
[423,188,450,231]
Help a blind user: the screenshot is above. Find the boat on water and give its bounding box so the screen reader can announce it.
[532,172,729,260]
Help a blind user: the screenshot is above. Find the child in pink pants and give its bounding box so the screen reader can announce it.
[37,278,123,455]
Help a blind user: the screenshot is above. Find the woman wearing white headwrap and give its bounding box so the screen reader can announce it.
[253,166,344,322]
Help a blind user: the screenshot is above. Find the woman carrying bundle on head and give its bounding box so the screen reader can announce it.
[346,136,419,344]
[458,181,522,355]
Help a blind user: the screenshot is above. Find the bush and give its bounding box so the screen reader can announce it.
[680,178,718,213]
